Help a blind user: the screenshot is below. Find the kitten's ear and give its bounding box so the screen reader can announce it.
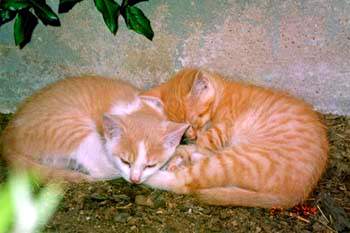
[140,95,164,114]
[190,70,214,98]
[164,122,190,148]
[103,114,124,140]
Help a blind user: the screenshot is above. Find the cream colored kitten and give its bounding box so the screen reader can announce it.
[1,76,188,183]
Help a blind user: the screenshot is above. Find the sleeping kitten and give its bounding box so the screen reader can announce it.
[1,76,188,183]
[142,68,328,208]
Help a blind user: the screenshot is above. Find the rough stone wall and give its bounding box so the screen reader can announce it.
[0,0,349,114]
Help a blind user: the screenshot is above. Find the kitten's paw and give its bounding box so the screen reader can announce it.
[196,132,213,150]
[165,145,209,171]
[197,129,222,151]
[167,156,188,172]
[166,145,198,171]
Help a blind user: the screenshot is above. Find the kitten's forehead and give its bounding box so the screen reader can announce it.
[122,105,168,138]
[136,140,147,163]
[116,108,168,154]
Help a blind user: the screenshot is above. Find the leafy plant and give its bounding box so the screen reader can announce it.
[0,171,62,233]
[0,0,154,49]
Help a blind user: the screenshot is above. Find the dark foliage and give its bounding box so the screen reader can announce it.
[0,0,153,49]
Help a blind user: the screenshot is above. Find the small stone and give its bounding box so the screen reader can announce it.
[312,222,324,232]
[156,210,164,214]
[255,226,262,233]
[167,202,176,209]
[113,194,130,202]
[219,211,230,219]
[201,208,212,215]
[127,217,138,225]
[90,193,109,201]
[114,212,130,223]
[153,195,166,208]
[135,195,154,207]
[178,205,188,212]
[164,225,178,233]
[280,221,288,226]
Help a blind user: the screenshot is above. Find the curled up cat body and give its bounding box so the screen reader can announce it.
[142,68,328,208]
[1,76,188,183]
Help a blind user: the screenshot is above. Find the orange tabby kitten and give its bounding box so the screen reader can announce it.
[142,68,328,208]
[1,76,188,183]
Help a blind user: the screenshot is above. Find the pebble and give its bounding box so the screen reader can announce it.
[156,210,164,214]
[201,208,212,215]
[312,222,324,232]
[113,194,130,202]
[90,193,109,201]
[114,212,130,223]
[135,195,154,207]
[153,195,166,208]
[127,217,138,225]
[219,211,231,219]
[231,220,238,227]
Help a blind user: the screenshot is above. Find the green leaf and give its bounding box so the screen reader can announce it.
[14,10,38,49]
[34,184,62,232]
[122,5,153,40]
[1,0,31,11]
[94,0,120,35]
[0,185,13,233]
[126,0,148,6]
[58,0,83,14]
[30,0,60,26]
[0,9,16,27]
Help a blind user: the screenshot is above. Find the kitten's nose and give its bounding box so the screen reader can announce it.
[130,175,141,184]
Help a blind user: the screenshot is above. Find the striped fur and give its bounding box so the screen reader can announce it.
[142,68,328,208]
[1,76,188,183]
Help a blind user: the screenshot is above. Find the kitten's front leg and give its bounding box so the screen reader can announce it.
[196,124,227,151]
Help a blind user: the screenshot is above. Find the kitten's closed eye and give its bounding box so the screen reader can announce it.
[120,157,130,167]
[145,163,157,168]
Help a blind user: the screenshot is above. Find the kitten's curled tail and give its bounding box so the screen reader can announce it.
[195,187,291,209]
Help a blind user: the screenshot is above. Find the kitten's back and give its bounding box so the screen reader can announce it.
[1,76,138,181]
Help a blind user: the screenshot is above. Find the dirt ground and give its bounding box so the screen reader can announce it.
[0,113,349,233]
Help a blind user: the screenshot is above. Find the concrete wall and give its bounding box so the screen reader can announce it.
[0,0,349,114]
